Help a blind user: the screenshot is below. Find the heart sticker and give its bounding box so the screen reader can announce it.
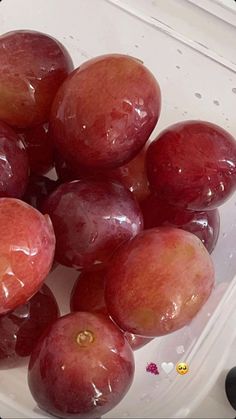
[161,362,174,374]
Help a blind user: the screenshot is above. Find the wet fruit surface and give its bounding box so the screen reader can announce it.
[105,227,215,337]
[51,54,161,170]
[146,121,236,210]
[43,179,143,270]
[28,311,135,418]
[0,30,73,128]
[0,198,55,315]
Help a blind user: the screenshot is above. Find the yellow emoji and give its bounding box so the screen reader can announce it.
[176,362,189,375]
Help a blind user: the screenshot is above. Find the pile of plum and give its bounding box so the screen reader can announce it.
[0,29,236,419]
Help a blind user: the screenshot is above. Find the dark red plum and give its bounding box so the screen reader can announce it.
[0,284,59,367]
[28,312,135,418]
[0,30,73,128]
[146,121,236,210]
[51,54,161,170]
[105,227,215,337]
[0,121,29,198]
[0,198,55,315]
[141,194,220,253]
[42,179,143,270]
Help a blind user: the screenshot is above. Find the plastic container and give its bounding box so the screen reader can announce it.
[1,0,236,417]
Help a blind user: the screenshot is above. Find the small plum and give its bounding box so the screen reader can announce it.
[42,179,143,270]
[146,121,236,210]
[51,54,161,170]
[0,30,73,128]
[28,312,135,418]
[105,227,215,337]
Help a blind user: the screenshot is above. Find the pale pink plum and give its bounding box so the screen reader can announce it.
[105,227,215,337]
[0,198,55,315]
[42,179,143,270]
[0,30,73,128]
[51,54,161,170]
[28,312,135,418]
[70,270,151,350]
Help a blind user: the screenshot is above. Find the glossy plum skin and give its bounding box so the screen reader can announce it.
[105,227,215,337]
[42,179,143,270]
[0,284,59,367]
[51,54,161,170]
[0,30,73,129]
[146,121,236,210]
[28,312,135,418]
[0,121,29,198]
[70,270,151,350]
[19,123,54,175]
[0,198,55,315]
[141,194,220,253]
[24,174,58,210]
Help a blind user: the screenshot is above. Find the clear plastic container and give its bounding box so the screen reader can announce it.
[1,0,236,417]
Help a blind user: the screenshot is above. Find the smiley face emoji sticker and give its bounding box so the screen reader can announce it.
[176,362,189,375]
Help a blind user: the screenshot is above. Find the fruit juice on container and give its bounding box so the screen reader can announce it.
[1,0,236,418]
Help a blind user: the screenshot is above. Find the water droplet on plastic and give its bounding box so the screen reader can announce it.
[177,49,183,55]
[232,88,236,94]
[213,100,220,106]
[176,65,180,69]
[223,232,227,238]
[195,93,202,99]
[229,253,233,259]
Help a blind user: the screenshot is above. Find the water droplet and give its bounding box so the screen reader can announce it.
[176,345,185,354]
[229,253,233,259]
[134,44,139,48]
[176,65,180,69]
[177,49,183,55]
[213,100,220,106]
[174,106,178,110]
[195,93,202,99]
[225,117,229,121]
[232,88,236,94]
[223,232,227,238]
[69,35,74,39]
